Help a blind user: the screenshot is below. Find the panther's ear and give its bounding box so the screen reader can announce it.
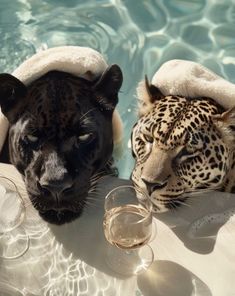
[213,106,235,148]
[0,74,27,123]
[137,75,164,117]
[93,64,123,111]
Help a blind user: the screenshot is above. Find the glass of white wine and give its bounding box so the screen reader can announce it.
[103,185,154,276]
[0,176,29,259]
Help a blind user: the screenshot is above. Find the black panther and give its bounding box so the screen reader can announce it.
[0,65,122,224]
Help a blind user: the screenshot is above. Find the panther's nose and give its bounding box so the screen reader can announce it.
[38,176,73,197]
[142,178,168,195]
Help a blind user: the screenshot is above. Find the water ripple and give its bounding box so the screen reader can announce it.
[0,37,36,72]
[1,0,235,177]
[164,0,206,19]
[123,0,167,32]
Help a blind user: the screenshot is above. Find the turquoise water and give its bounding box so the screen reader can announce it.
[1,0,235,178]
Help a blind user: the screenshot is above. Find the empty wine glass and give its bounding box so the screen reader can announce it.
[103,185,154,276]
[0,176,29,259]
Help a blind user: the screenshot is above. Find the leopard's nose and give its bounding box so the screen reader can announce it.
[38,176,73,197]
[142,178,168,195]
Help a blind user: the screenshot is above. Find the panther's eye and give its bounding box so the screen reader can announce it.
[74,133,94,148]
[26,135,39,143]
[143,134,154,143]
[23,134,40,150]
[78,133,94,142]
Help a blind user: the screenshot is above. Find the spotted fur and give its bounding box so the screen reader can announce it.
[0,66,122,224]
[131,79,235,212]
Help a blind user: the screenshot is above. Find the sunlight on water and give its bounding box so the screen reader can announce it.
[1,201,133,295]
[1,0,235,179]
[0,178,138,295]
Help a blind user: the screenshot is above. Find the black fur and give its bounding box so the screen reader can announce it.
[0,67,123,224]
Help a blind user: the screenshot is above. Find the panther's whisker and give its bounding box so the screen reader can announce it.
[88,194,99,199]
[83,201,99,210]
[88,189,97,193]
[88,185,98,192]
[84,200,99,207]
[91,171,106,178]
[86,196,100,201]
[80,107,97,122]
[86,196,99,201]
[90,174,108,183]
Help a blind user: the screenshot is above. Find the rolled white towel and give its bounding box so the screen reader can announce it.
[0,46,123,154]
[152,59,235,109]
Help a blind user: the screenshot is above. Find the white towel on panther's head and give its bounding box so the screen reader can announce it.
[151,59,235,109]
[0,46,123,153]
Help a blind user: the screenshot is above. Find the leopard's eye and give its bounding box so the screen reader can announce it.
[178,147,193,158]
[176,146,201,164]
[183,145,194,155]
[143,134,154,143]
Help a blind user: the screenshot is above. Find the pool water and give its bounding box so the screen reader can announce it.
[1,0,235,178]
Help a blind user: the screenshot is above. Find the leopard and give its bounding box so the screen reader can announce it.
[131,77,235,212]
[0,65,123,224]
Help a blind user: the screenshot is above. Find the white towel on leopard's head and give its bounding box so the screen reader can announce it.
[152,59,235,109]
[137,59,235,113]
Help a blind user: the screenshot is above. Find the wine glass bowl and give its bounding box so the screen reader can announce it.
[103,185,154,276]
[0,176,29,259]
[0,183,25,233]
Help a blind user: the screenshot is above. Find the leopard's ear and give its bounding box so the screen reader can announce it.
[213,106,235,148]
[137,75,164,117]
[93,64,123,112]
[0,74,27,123]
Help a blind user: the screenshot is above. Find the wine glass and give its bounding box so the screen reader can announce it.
[0,176,29,259]
[103,185,154,276]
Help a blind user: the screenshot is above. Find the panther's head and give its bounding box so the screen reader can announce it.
[0,66,122,224]
[131,77,235,212]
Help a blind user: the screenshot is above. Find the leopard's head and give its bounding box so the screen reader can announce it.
[0,66,122,224]
[131,77,235,212]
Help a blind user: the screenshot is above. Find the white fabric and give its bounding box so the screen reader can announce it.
[0,116,9,153]
[0,164,235,295]
[12,46,108,85]
[0,46,122,153]
[152,59,235,109]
